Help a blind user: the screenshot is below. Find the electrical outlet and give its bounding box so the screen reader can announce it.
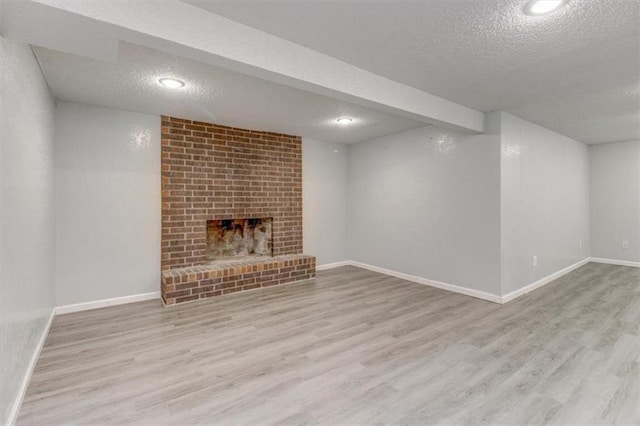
[533,255,538,267]
[622,241,629,249]
[579,241,583,251]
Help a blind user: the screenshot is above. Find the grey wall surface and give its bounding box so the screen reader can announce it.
[54,102,161,305]
[590,140,640,262]
[500,112,590,294]
[302,138,348,266]
[0,37,57,424]
[347,122,503,296]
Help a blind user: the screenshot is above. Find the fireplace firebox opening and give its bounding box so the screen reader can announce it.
[206,218,273,261]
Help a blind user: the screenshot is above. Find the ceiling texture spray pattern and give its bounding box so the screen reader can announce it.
[33,43,425,144]
[188,0,640,144]
[3,0,639,144]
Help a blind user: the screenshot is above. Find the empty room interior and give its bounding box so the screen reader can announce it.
[2,0,640,424]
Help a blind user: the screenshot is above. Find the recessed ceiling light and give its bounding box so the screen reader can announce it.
[336,117,354,125]
[158,78,185,88]
[524,0,566,15]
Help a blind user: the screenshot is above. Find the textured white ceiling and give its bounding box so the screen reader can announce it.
[187,0,640,144]
[34,43,425,144]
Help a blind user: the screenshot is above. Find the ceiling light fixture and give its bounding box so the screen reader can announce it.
[336,117,354,125]
[524,0,566,15]
[158,78,186,88]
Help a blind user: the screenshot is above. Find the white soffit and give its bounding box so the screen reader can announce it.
[3,0,485,134]
[33,42,426,144]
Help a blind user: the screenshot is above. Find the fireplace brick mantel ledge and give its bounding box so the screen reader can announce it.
[161,254,316,305]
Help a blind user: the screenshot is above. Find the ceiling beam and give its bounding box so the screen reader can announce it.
[18,0,485,133]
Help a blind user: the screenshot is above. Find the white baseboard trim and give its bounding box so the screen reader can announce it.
[5,308,55,426]
[348,260,503,304]
[55,291,161,315]
[501,257,591,303]
[4,256,634,424]
[321,258,602,305]
[589,257,640,268]
[7,291,161,423]
[316,261,352,271]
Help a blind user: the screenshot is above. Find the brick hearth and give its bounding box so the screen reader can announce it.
[161,254,315,305]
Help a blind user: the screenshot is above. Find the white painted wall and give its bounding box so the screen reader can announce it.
[0,37,56,425]
[589,140,640,263]
[54,102,161,306]
[500,112,590,295]
[347,119,503,296]
[302,138,348,266]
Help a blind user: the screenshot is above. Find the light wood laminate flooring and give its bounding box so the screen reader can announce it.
[18,262,640,425]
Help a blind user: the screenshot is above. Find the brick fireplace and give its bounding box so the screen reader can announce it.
[160,116,315,305]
